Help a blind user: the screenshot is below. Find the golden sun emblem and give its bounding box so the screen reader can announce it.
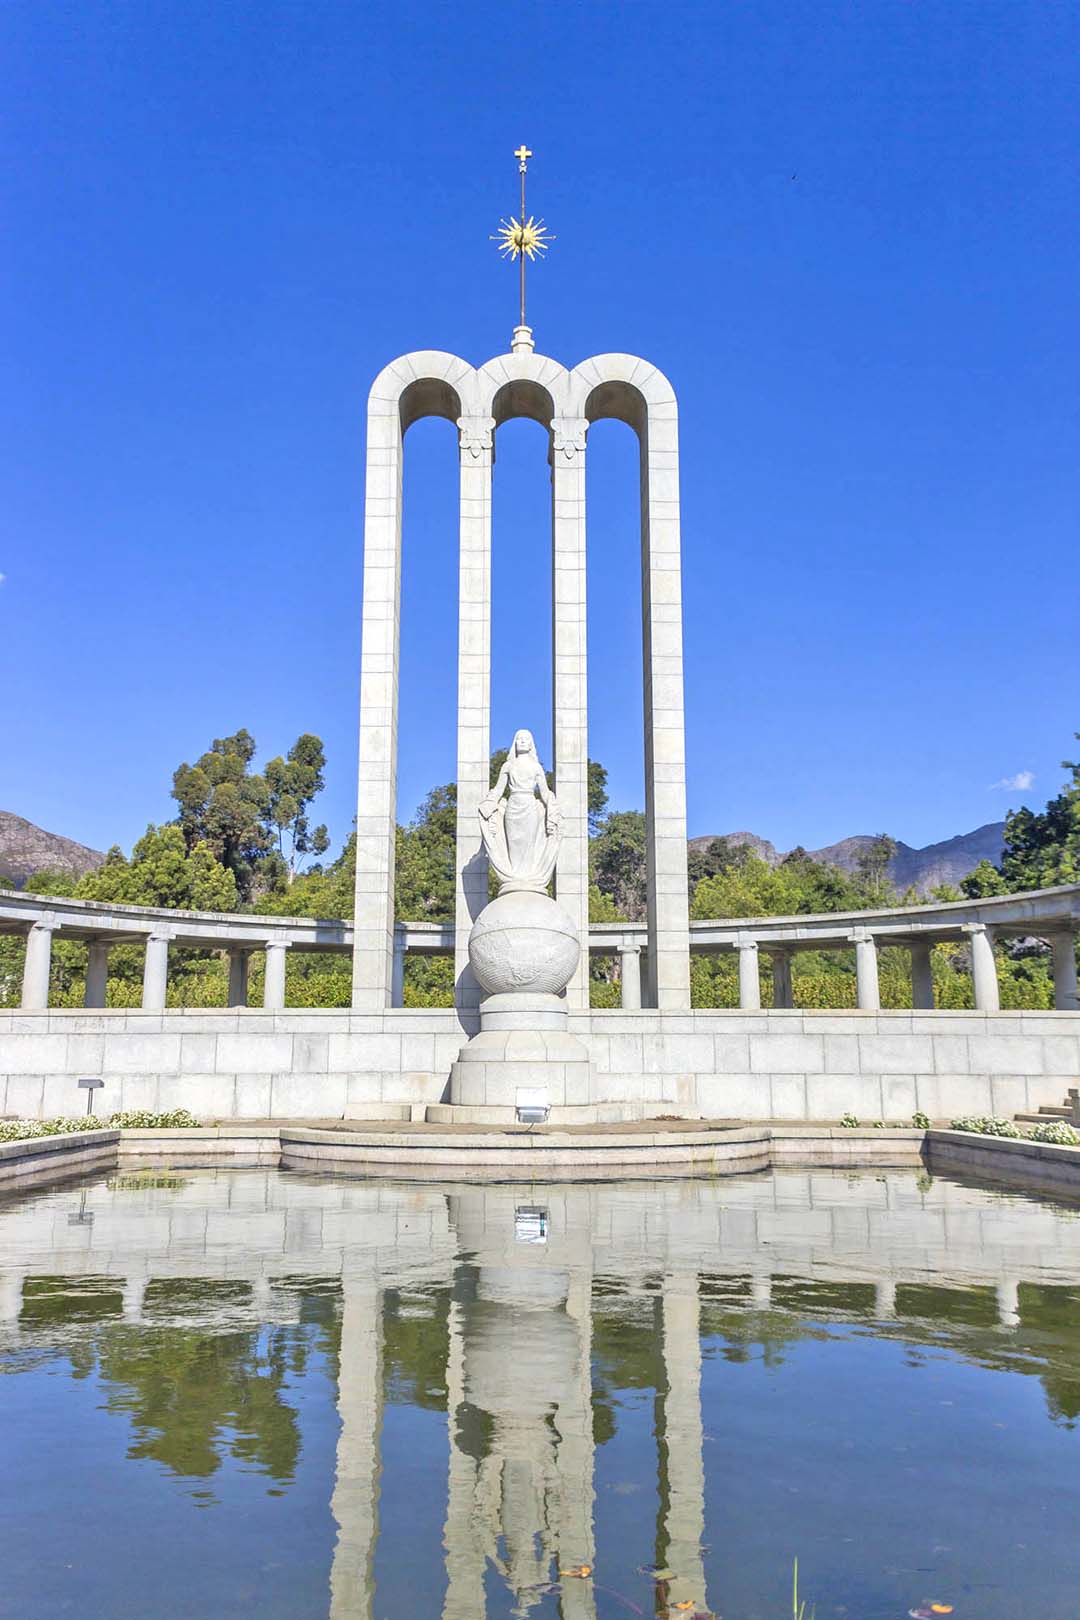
[493,214,552,261]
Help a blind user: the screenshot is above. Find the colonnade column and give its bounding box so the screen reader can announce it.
[551,417,591,1010]
[442,1292,484,1620]
[142,931,172,1011]
[966,923,1000,1012]
[85,940,111,1008]
[391,931,406,1009]
[1050,927,1079,1011]
[909,939,935,1010]
[736,936,761,1010]
[771,948,794,1009]
[454,415,495,1017]
[227,948,250,1008]
[640,404,691,1010]
[21,920,55,1010]
[657,1273,707,1613]
[557,1265,597,1620]
[263,940,289,1011]
[852,930,880,1011]
[330,1275,384,1620]
[619,942,642,1009]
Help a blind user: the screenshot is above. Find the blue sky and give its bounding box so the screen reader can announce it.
[3,1,1077,862]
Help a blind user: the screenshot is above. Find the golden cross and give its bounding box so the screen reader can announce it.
[491,145,552,335]
[514,144,532,170]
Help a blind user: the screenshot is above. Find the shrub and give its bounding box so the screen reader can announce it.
[1028,1119,1080,1146]
[839,1112,860,1128]
[0,1116,108,1143]
[911,1111,931,1130]
[949,1115,1023,1138]
[108,1109,200,1129]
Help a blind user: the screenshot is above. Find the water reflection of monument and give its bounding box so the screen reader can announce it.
[6,1171,1080,1615]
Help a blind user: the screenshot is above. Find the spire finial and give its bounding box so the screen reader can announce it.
[491,144,553,352]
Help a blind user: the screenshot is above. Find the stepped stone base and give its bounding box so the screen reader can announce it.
[448,991,592,1117]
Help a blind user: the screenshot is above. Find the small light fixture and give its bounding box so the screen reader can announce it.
[515,1086,550,1127]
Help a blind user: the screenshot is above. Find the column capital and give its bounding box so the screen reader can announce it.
[735,933,759,952]
[618,940,642,957]
[456,414,495,460]
[850,927,876,944]
[264,936,290,953]
[146,927,175,944]
[27,916,56,935]
[961,920,993,938]
[550,416,589,462]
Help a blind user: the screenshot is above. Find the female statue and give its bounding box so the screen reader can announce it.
[478,728,561,893]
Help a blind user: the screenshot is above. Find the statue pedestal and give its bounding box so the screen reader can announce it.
[447,992,591,1123]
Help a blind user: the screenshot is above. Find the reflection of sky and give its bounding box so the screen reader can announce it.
[1,1168,1080,1619]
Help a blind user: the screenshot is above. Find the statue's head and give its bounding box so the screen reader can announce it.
[512,728,535,755]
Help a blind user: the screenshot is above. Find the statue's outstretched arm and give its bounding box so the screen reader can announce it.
[479,762,509,818]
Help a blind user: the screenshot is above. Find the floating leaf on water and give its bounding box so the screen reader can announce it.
[639,1565,675,1580]
[559,1564,592,1578]
[930,1608,954,1615]
[909,1609,934,1618]
[672,1602,696,1611]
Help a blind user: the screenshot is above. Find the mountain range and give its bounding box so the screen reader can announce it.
[688,823,1006,897]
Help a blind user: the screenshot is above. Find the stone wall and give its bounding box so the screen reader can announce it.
[0,1007,1077,1122]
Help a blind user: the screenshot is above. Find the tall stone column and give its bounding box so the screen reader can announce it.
[1051,927,1079,1011]
[556,1265,597,1620]
[736,936,761,1010]
[21,920,54,1010]
[641,404,690,1010]
[909,939,935,1010]
[442,1293,485,1620]
[852,930,880,1011]
[330,1276,384,1620]
[454,415,495,1018]
[551,416,591,1010]
[619,943,642,1009]
[771,948,794,1009]
[657,1273,707,1613]
[263,940,289,1011]
[227,948,250,1008]
[966,923,1000,1012]
[85,940,111,1008]
[142,931,171,1011]
[352,398,405,1011]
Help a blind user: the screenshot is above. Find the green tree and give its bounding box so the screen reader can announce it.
[264,734,330,883]
[590,810,648,920]
[964,741,1080,895]
[77,825,237,912]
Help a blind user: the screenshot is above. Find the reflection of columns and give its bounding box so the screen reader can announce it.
[330,1277,383,1620]
[750,1271,772,1309]
[736,936,760,1010]
[391,932,406,1009]
[1051,928,1079,1012]
[658,1273,707,1613]
[557,1269,596,1620]
[771,948,793,1009]
[85,940,111,1008]
[0,1270,24,1322]
[22,920,55,1010]
[909,939,934,1010]
[227,948,250,1008]
[142,932,171,1011]
[853,930,880,1011]
[619,943,642,1010]
[874,1277,896,1319]
[551,417,591,1011]
[996,1276,1020,1330]
[454,415,494,1016]
[966,923,1000,1012]
[263,940,289,1010]
[443,1294,485,1620]
[122,1274,148,1323]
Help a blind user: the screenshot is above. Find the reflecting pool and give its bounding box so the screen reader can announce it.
[2,1166,1080,1619]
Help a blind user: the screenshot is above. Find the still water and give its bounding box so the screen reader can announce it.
[1,1165,1079,1620]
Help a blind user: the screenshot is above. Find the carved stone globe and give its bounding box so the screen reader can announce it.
[468,890,581,997]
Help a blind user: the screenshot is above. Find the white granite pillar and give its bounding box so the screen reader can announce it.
[910,939,935,1010]
[454,415,495,1017]
[21,920,54,1010]
[996,1276,1020,1329]
[227,948,250,1009]
[142,932,171,1011]
[85,940,111,1008]
[771,948,793,1009]
[551,416,591,1010]
[330,1276,384,1620]
[557,1266,597,1620]
[352,393,405,1012]
[1051,928,1079,1012]
[966,923,1000,1012]
[263,941,289,1011]
[874,1277,896,1319]
[391,931,406,1009]
[0,1270,24,1322]
[122,1274,148,1324]
[442,1294,484,1620]
[736,937,761,1010]
[658,1273,707,1613]
[641,408,691,1011]
[619,943,642,1010]
[853,930,880,1011]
